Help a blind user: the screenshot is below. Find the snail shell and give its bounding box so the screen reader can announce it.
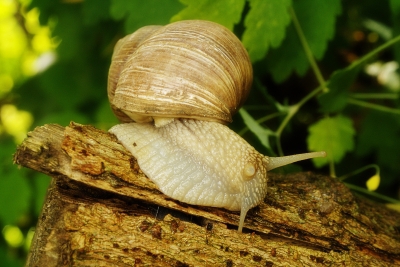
[108,20,253,125]
[108,20,326,232]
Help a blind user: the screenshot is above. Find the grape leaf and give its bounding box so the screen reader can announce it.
[266,0,342,83]
[307,115,355,168]
[110,0,184,33]
[239,108,274,150]
[242,0,291,62]
[170,0,245,30]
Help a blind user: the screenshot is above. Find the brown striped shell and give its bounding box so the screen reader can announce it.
[108,20,253,124]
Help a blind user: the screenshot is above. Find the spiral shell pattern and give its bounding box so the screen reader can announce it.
[108,20,253,124]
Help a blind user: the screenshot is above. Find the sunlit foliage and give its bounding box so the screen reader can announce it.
[1,0,400,265]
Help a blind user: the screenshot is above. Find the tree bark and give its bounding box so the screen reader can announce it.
[14,122,400,266]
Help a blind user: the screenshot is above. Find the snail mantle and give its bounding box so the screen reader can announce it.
[14,122,400,266]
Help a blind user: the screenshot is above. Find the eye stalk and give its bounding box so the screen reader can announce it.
[243,162,256,180]
[266,151,327,171]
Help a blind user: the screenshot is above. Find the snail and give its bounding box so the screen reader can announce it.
[108,20,326,232]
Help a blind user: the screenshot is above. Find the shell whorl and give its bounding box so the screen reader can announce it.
[108,25,162,123]
[108,20,253,124]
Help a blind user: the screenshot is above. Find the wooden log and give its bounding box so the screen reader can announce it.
[14,122,400,266]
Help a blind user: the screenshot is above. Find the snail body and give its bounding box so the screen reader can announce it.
[108,20,326,232]
[110,119,267,232]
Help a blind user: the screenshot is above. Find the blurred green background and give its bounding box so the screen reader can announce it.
[1,0,400,265]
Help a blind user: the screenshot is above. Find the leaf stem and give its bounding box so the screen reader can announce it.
[348,34,400,69]
[238,111,281,136]
[350,93,399,100]
[344,183,400,204]
[338,164,380,181]
[273,12,400,174]
[328,154,336,177]
[347,98,400,114]
[297,85,326,109]
[289,7,327,92]
[275,106,296,136]
[275,87,332,157]
[275,7,332,171]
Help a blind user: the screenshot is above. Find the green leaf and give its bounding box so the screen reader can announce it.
[318,65,362,113]
[95,100,120,130]
[0,248,23,267]
[171,0,245,30]
[0,141,31,224]
[82,0,111,26]
[390,0,400,64]
[307,115,355,168]
[356,111,400,172]
[266,0,342,83]
[52,6,83,61]
[242,0,291,62]
[36,63,91,110]
[110,0,184,33]
[239,108,274,149]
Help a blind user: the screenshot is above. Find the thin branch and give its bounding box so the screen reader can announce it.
[347,98,400,114]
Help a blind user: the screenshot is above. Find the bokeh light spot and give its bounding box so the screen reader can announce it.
[2,225,24,248]
[1,104,33,143]
[0,0,17,19]
[0,74,14,95]
[25,7,41,34]
[24,227,35,252]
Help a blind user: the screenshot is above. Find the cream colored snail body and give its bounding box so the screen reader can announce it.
[108,20,326,232]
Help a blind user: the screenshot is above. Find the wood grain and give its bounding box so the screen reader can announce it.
[14,122,400,266]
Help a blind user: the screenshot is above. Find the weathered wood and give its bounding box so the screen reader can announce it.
[14,122,400,266]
